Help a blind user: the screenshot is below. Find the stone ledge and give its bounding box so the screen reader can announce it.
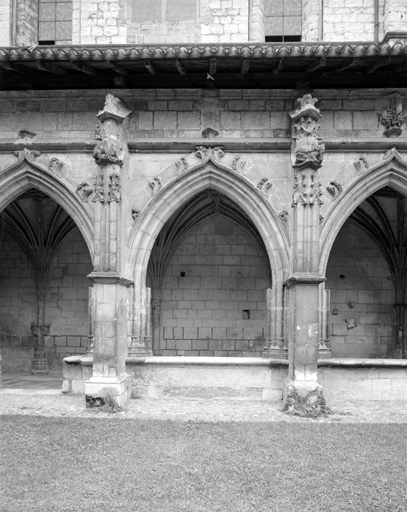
[318,358,407,368]
[65,356,407,369]
[64,355,93,366]
[126,356,288,367]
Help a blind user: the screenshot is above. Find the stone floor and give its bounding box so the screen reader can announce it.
[1,373,407,423]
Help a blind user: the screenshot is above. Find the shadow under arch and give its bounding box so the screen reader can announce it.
[320,149,407,277]
[0,156,94,263]
[128,162,290,345]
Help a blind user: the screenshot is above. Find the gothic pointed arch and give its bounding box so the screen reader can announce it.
[128,159,289,347]
[320,148,407,275]
[128,160,289,284]
[0,151,94,261]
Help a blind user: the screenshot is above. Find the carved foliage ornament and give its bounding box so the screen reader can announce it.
[92,174,105,203]
[108,173,121,203]
[150,177,162,196]
[326,180,342,200]
[76,182,93,202]
[13,148,41,163]
[354,157,369,174]
[174,147,247,177]
[292,172,323,207]
[13,149,66,177]
[257,178,272,197]
[289,94,325,170]
[278,210,288,228]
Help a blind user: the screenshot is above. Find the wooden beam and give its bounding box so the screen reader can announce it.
[106,61,127,75]
[272,58,285,75]
[70,61,96,76]
[36,61,65,75]
[241,59,250,74]
[306,57,326,72]
[366,56,391,74]
[0,61,27,74]
[144,59,157,75]
[113,75,126,87]
[330,58,357,73]
[209,57,217,76]
[175,58,186,75]
[393,61,407,73]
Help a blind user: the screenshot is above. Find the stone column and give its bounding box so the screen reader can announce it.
[85,94,133,407]
[384,1,407,42]
[284,94,328,415]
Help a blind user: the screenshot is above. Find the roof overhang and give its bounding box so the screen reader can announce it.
[1,42,407,91]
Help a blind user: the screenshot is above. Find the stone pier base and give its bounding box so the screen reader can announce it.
[85,374,129,408]
[283,377,330,417]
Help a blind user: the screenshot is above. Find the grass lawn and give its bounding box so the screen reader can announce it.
[1,416,407,512]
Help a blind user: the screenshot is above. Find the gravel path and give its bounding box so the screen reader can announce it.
[1,392,407,423]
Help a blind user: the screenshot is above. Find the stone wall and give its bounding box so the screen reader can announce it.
[326,222,394,358]
[0,227,92,371]
[322,0,383,42]
[1,87,407,364]
[0,0,403,46]
[384,0,407,34]
[159,216,270,356]
[0,0,11,45]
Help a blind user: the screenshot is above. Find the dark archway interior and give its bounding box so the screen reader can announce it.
[326,186,407,358]
[0,188,93,372]
[147,190,272,357]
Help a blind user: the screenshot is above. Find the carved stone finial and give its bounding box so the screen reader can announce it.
[289,94,325,170]
[96,93,132,123]
[378,98,406,138]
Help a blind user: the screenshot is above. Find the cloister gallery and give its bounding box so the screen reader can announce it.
[1,0,407,408]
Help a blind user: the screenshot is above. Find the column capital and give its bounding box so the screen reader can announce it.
[87,271,133,286]
[284,273,326,288]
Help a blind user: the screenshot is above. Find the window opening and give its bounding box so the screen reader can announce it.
[264,0,302,43]
[38,0,72,45]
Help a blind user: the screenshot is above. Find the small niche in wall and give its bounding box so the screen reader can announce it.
[180,271,186,277]
[243,310,250,320]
